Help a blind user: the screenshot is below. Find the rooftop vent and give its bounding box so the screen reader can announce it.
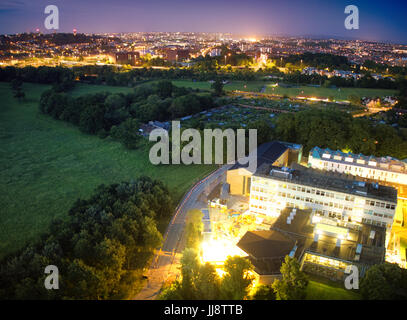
[270,167,293,179]
[357,181,366,188]
[356,243,363,254]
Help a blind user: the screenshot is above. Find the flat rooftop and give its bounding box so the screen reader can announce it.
[310,146,407,174]
[254,163,398,203]
[237,208,386,275]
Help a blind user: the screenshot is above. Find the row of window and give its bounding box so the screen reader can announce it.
[251,194,267,201]
[279,183,357,202]
[365,199,395,210]
[252,186,268,193]
[321,160,402,179]
[363,209,393,220]
[278,192,353,212]
[362,218,388,228]
[250,204,266,211]
[252,181,396,212]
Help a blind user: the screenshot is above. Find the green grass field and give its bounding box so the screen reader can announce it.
[305,279,361,300]
[171,79,397,101]
[264,84,397,101]
[172,80,265,92]
[69,83,135,97]
[0,82,216,258]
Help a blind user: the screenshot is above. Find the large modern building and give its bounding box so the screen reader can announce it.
[108,51,141,66]
[308,147,407,186]
[226,141,303,196]
[249,164,397,232]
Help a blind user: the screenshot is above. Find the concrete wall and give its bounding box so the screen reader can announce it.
[226,168,251,196]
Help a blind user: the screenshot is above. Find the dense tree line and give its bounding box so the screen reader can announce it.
[38,80,217,149]
[0,177,173,299]
[159,249,255,300]
[362,60,407,76]
[360,263,407,299]
[274,109,407,158]
[1,62,402,90]
[160,251,308,300]
[0,65,76,92]
[395,78,407,109]
[280,71,399,90]
[0,65,258,87]
[278,53,351,70]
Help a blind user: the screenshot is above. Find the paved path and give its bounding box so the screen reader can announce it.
[134,164,233,300]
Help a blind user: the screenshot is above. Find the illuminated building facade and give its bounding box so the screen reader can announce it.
[249,165,397,231]
[308,147,407,186]
[226,141,302,196]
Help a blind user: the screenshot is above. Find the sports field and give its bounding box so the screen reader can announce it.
[0,82,216,258]
[172,80,265,92]
[172,80,397,101]
[264,84,397,101]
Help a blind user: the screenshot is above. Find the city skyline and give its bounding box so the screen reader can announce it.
[0,0,407,44]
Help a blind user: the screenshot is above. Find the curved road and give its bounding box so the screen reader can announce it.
[134,163,233,300]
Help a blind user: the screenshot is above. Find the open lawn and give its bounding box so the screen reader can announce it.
[0,82,216,258]
[172,80,265,92]
[172,80,397,101]
[69,83,135,97]
[264,84,397,101]
[306,278,361,300]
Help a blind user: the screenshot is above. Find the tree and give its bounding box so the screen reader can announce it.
[112,118,142,149]
[0,177,171,300]
[179,248,201,299]
[360,263,407,300]
[272,256,308,300]
[169,94,201,118]
[252,284,276,300]
[185,209,203,250]
[220,256,254,300]
[248,120,273,145]
[79,104,106,134]
[195,262,221,300]
[159,249,221,300]
[104,94,128,127]
[10,79,24,100]
[13,89,25,101]
[211,79,224,96]
[156,80,173,99]
[10,78,22,91]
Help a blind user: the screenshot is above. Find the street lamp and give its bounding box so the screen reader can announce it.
[225,53,231,65]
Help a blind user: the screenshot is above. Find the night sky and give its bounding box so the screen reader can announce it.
[0,0,406,43]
